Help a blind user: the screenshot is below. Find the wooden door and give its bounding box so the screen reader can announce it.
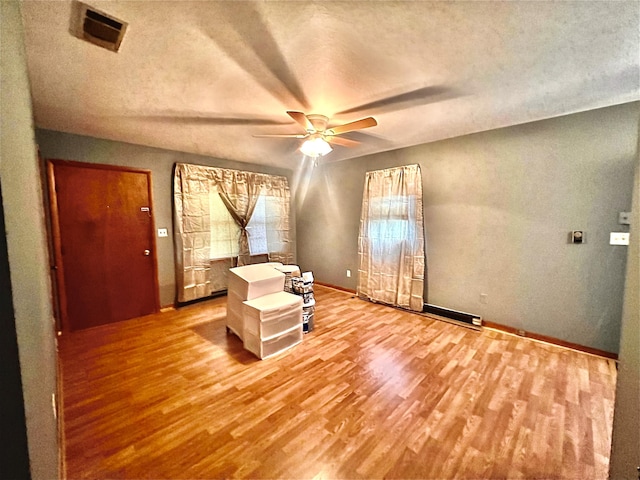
[48,160,159,331]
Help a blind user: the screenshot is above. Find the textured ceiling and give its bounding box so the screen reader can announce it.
[20,0,640,170]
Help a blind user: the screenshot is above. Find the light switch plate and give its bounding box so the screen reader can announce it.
[610,232,630,245]
[158,228,168,237]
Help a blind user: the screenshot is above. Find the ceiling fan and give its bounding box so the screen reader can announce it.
[254,111,377,157]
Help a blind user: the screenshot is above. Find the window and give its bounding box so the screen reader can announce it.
[174,163,293,302]
[209,186,240,259]
[367,195,417,260]
[357,164,425,311]
[208,182,290,260]
[246,194,268,255]
[246,193,288,256]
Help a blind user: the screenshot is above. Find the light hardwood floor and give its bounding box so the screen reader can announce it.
[59,285,617,479]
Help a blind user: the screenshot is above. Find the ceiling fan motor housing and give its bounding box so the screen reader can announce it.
[306,114,329,133]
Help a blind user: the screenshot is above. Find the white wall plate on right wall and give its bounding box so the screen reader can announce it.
[610,232,630,245]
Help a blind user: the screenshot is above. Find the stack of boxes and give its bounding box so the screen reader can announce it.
[274,264,301,293]
[291,272,315,333]
[226,264,303,359]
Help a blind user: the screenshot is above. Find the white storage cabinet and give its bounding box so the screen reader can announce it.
[243,291,303,359]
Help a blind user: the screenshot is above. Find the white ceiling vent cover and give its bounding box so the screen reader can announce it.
[70,1,127,52]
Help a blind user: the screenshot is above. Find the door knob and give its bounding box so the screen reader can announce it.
[143,249,150,256]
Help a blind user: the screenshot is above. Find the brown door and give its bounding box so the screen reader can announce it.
[48,160,159,331]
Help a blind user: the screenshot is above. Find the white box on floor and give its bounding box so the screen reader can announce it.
[243,291,303,339]
[262,262,284,269]
[228,264,285,300]
[226,264,285,340]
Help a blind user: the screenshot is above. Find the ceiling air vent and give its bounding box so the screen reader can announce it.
[70,1,127,52]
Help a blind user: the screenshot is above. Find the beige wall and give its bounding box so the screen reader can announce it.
[297,102,639,354]
[0,1,59,477]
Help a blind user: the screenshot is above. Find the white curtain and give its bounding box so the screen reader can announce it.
[250,175,294,265]
[173,163,293,302]
[209,182,240,259]
[357,164,425,311]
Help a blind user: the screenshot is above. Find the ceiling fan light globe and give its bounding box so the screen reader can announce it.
[300,137,332,157]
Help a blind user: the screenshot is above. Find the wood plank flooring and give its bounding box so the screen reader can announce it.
[58,286,617,479]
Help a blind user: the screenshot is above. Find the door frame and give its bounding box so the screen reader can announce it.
[46,159,160,332]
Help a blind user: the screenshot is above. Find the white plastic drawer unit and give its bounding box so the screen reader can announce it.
[226,264,285,340]
[244,324,303,360]
[225,300,244,339]
[243,291,303,339]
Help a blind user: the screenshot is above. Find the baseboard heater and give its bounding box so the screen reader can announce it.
[423,303,482,329]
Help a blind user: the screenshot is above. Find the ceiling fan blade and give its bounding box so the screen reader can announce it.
[205,3,310,109]
[287,111,313,132]
[327,136,360,147]
[327,117,377,135]
[253,133,308,138]
[339,130,396,149]
[337,85,453,115]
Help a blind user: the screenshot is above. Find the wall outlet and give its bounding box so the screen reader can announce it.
[610,232,630,245]
[479,293,488,304]
[158,228,168,237]
[517,329,526,337]
[346,269,351,278]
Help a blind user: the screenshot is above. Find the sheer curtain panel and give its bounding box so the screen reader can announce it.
[173,163,293,302]
[357,164,425,311]
[251,175,294,265]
